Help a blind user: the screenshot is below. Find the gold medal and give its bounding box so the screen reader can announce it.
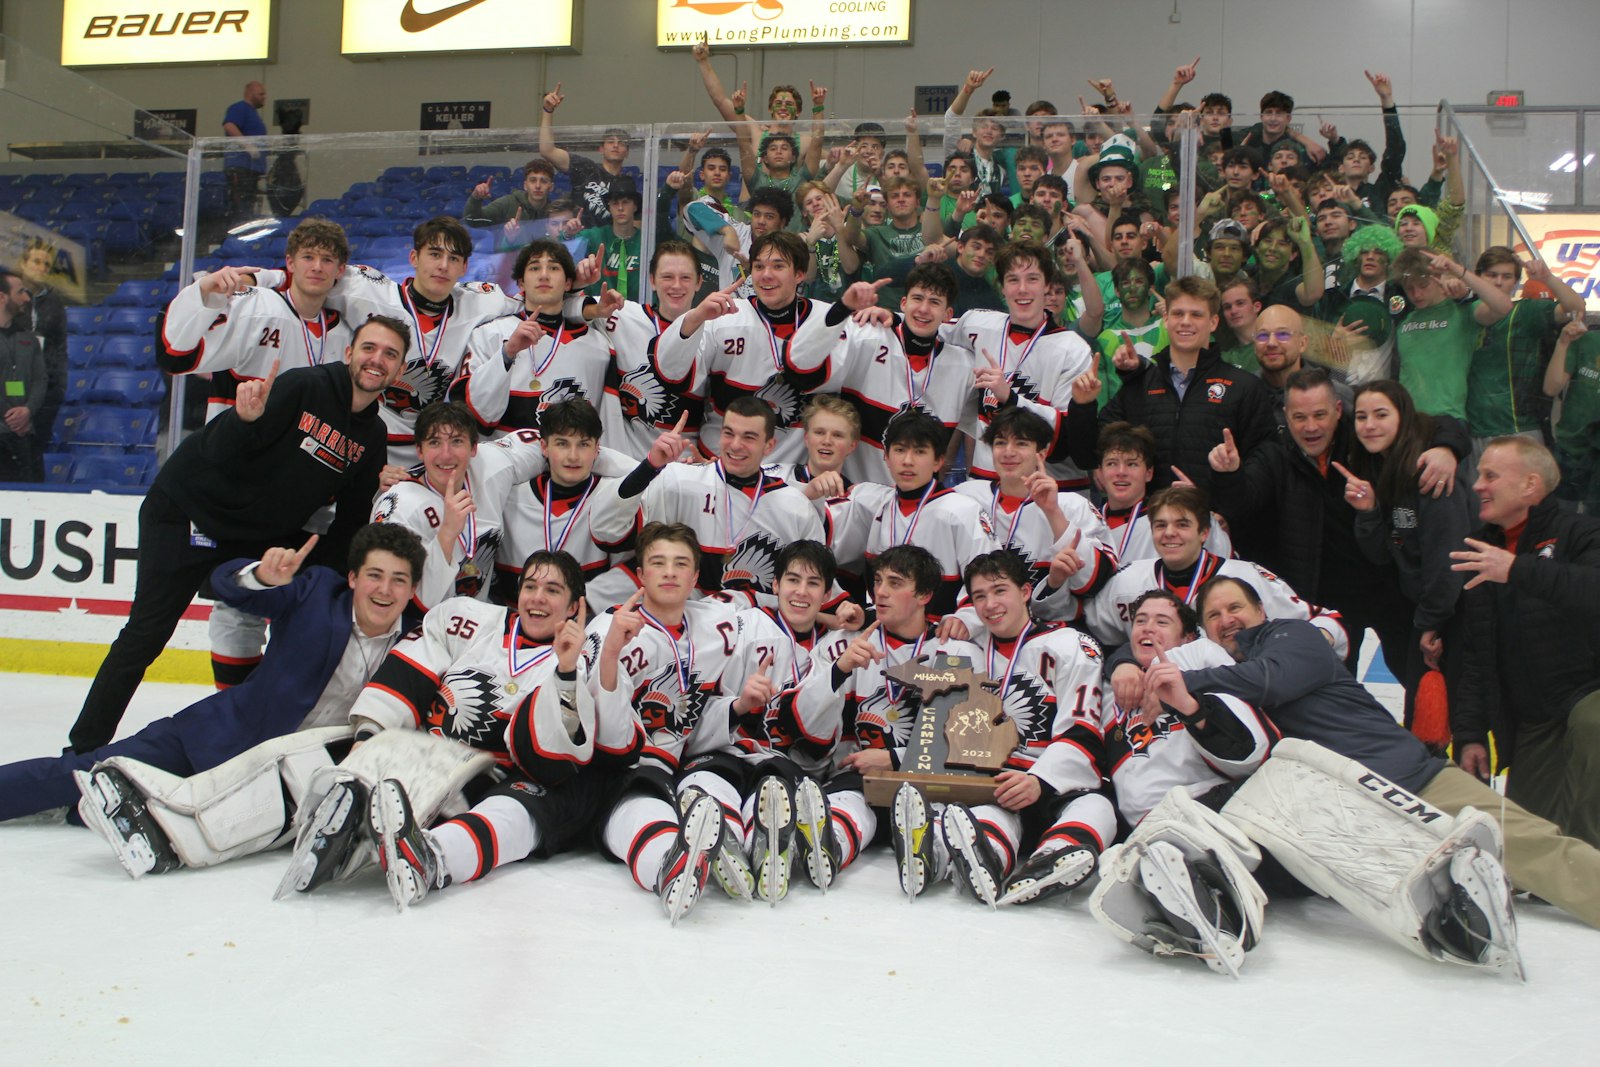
[461,562,479,578]
[505,682,518,695]
[528,377,541,391]
[887,707,899,723]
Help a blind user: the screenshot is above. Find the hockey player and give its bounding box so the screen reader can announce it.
[42,525,420,871]
[657,229,844,462]
[495,398,643,614]
[160,218,354,423]
[602,395,827,605]
[683,185,794,296]
[714,540,856,901]
[159,218,359,689]
[67,318,409,752]
[946,241,1095,489]
[829,263,975,486]
[452,239,611,439]
[308,550,615,909]
[370,401,545,608]
[1093,422,1232,563]
[767,395,860,498]
[1084,486,1346,656]
[585,523,752,923]
[827,411,998,616]
[766,545,982,894]
[248,217,533,464]
[954,407,1116,623]
[581,239,706,460]
[891,552,1114,907]
[1098,590,1275,826]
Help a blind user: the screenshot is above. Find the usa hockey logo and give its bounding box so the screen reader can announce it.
[617,364,676,425]
[429,668,503,749]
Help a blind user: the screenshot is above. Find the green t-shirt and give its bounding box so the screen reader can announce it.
[861,221,924,305]
[1396,299,1478,419]
[747,164,812,232]
[805,235,849,303]
[576,227,641,299]
[1466,297,1559,438]
[1223,342,1261,375]
[1555,331,1600,456]
[1097,321,1168,384]
[1077,267,1169,328]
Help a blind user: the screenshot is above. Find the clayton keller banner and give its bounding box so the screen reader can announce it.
[341,0,579,56]
[61,0,274,67]
[658,0,913,48]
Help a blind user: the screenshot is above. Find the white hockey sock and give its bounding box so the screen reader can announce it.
[829,789,875,868]
[1037,792,1116,856]
[970,804,1023,876]
[604,794,679,890]
[433,795,543,884]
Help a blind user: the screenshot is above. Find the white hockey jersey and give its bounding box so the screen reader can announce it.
[453,309,612,439]
[682,195,753,295]
[959,620,1109,796]
[1098,637,1275,824]
[1084,551,1349,657]
[829,481,998,617]
[706,605,855,762]
[370,431,545,609]
[1101,500,1234,564]
[347,597,604,783]
[258,264,521,463]
[497,466,641,614]
[590,300,702,460]
[946,310,1094,488]
[831,319,977,486]
[656,296,839,462]
[159,280,354,422]
[582,597,742,771]
[953,482,1118,623]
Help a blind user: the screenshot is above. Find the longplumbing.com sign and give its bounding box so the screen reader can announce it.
[658,0,913,48]
[61,0,274,67]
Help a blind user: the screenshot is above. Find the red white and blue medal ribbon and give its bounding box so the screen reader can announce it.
[543,475,595,553]
[508,632,555,678]
[991,486,1029,548]
[531,316,567,384]
[986,620,1032,698]
[641,607,694,699]
[897,325,934,409]
[757,302,786,374]
[890,480,937,546]
[1115,500,1145,561]
[717,460,765,548]
[285,290,326,366]
[881,629,928,704]
[400,284,450,368]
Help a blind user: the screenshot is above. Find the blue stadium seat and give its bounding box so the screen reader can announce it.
[381,166,425,185]
[95,334,156,367]
[86,368,165,406]
[103,306,160,335]
[467,165,513,183]
[41,452,75,484]
[53,406,88,446]
[104,220,147,255]
[424,166,469,183]
[106,280,166,306]
[63,368,97,405]
[66,306,107,334]
[73,407,156,451]
[72,453,157,489]
[67,336,101,368]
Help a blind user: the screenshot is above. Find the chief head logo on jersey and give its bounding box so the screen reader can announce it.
[428,668,501,748]
[617,364,675,425]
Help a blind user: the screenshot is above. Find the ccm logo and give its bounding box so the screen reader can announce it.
[82,11,251,38]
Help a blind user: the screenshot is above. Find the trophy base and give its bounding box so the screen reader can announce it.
[863,770,1000,807]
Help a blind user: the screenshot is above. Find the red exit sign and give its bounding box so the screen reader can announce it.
[1488,90,1525,108]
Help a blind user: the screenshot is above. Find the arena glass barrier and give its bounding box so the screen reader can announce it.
[0,31,192,496]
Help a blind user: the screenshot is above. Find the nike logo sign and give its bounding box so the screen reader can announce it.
[400,0,491,32]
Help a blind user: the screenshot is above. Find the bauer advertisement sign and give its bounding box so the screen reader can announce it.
[60,0,275,67]
[658,0,912,47]
[341,0,579,56]
[0,491,210,654]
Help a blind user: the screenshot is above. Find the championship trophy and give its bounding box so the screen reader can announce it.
[862,654,1018,805]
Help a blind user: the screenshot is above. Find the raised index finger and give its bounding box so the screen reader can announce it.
[576,597,588,627]
[263,360,281,388]
[295,533,320,561]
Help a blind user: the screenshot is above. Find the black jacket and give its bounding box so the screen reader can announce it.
[156,362,385,558]
[1353,481,1471,632]
[1067,345,1277,508]
[1455,497,1600,762]
[1183,618,1445,792]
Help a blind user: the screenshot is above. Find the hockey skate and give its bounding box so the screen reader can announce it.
[370,778,449,912]
[890,783,938,901]
[679,787,754,901]
[274,776,371,900]
[1138,840,1250,979]
[941,803,1005,909]
[74,768,180,879]
[793,776,839,892]
[752,775,796,905]
[998,844,1098,907]
[1425,847,1525,979]
[658,791,724,926]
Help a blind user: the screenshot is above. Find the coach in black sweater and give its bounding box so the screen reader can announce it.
[67,315,409,753]
[1065,276,1276,515]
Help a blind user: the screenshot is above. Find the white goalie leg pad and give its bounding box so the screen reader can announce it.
[1091,787,1268,977]
[1219,738,1520,973]
[89,727,351,869]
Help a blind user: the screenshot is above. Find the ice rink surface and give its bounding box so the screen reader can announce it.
[3,671,1597,1067]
